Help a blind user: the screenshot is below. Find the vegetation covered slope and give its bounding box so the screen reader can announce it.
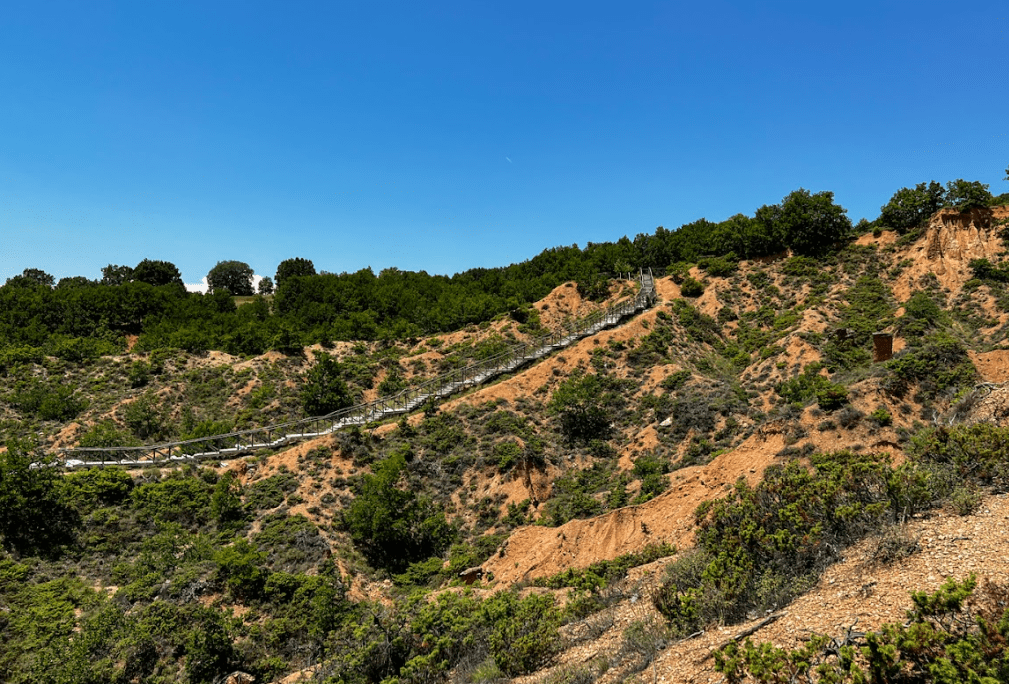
[2,177,1009,683]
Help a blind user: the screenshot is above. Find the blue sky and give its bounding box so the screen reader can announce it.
[1,1,1007,287]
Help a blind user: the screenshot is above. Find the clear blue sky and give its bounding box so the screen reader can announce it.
[1,1,1007,287]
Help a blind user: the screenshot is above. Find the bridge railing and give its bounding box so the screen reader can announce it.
[58,271,657,468]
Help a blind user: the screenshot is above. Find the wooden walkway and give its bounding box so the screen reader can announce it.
[57,270,657,469]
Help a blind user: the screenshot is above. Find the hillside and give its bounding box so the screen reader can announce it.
[4,200,1009,683]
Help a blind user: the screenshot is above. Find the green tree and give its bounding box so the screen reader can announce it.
[0,438,80,557]
[210,471,246,529]
[548,371,621,442]
[775,189,852,256]
[121,392,169,441]
[100,263,134,285]
[945,178,993,210]
[301,353,353,416]
[206,260,254,296]
[257,275,274,295]
[343,453,455,572]
[878,181,946,233]
[275,257,316,289]
[132,259,183,287]
[5,268,55,289]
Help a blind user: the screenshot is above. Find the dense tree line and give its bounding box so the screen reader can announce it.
[1,178,1005,357]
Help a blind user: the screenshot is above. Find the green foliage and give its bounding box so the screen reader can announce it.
[63,467,134,511]
[210,471,246,529]
[121,391,169,441]
[494,440,523,472]
[131,472,212,528]
[878,181,945,233]
[9,379,88,421]
[776,189,852,256]
[132,258,183,287]
[716,575,1009,684]
[698,253,739,277]
[6,267,55,288]
[680,275,705,297]
[245,472,299,510]
[548,371,623,442]
[870,407,892,427]
[969,257,1009,283]
[301,353,353,416]
[776,363,848,411]
[654,451,891,630]
[886,333,976,399]
[343,453,456,572]
[632,453,671,503]
[945,178,993,210]
[206,260,254,296]
[896,290,947,337]
[215,538,268,600]
[535,542,676,591]
[0,439,80,557]
[661,369,692,391]
[274,257,316,289]
[257,275,274,295]
[483,591,563,676]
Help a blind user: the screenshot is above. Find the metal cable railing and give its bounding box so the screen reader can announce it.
[57,270,657,469]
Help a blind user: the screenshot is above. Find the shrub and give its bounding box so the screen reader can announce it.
[548,371,622,442]
[215,539,267,600]
[715,576,1009,684]
[483,591,563,676]
[0,438,80,556]
[870,407,892,427]
[343,453,456,573]
[10,380,88,421]
[64,467,134,510]
[210,471,245,529]
[131,474,212,528]
[698,254,738,277]
[886,333,976,399]
[680,276,705,297]
[121,392,169,441]
[654,451,891,629]
[776,363,848,411]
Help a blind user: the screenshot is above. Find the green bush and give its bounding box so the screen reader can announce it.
[680,276,705,297]
[483,591,563,676]
[64,467,134,510]
[548,371,623,442]
[886,333,976,399]
[776,363,848,411]
[214,539,268,600]
[698,254,738,277]
[131,474,212,528]
[121,392,169,441]
[343,453,456,573]
[654,451,891,629]
[0,439,80,557]
[10,380,88,421]
[878,181,945,233]
[716,575,1009,684]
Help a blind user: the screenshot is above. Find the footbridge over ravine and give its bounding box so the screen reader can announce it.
[57,270,657,469]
